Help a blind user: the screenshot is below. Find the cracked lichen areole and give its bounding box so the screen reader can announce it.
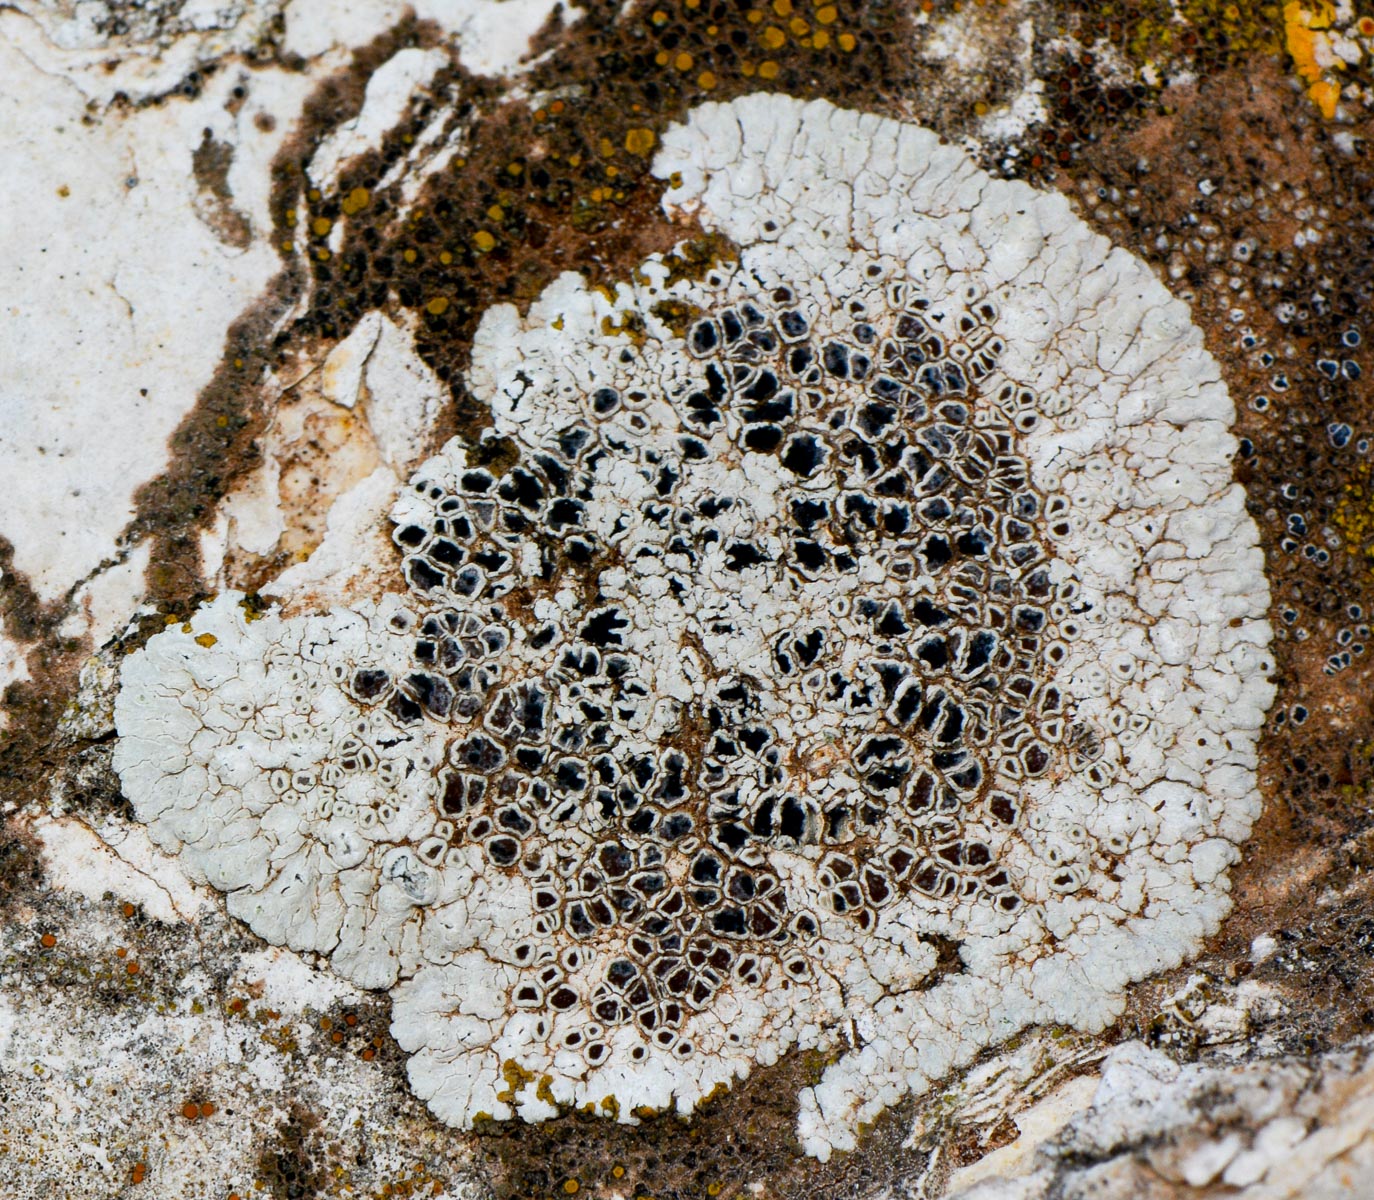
[113,95,1274,1159]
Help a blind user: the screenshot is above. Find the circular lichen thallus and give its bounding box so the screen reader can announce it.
[113,96,1272,1160]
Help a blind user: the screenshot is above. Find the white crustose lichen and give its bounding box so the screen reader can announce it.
[113,95,1274,1158]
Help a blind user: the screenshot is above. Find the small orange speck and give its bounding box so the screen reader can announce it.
[311,216,332,237]
[506,161,524,176]
[674,51,694,70]
[345,1013,358,1027]
[307,188,321,202]
[741,59,757,74]
[651,8,668,22]
[439,250,453,264]
[655,49,670,64]
[789,16,809,34]
[126,961,140,975]
[812,28,830,47]
[40,933,56,949]
[57,185,70,198]
[611,1165,625,1178]
[116,946,128,958]
[773,0,792,13]
[760,24,786,48]
[182,1102,199,1121]
[319,1016,332,1031]
[698,70,718,88]
[199,1102,216,1118]
[815,3,837,22]
[758,59,780,78]
[974,100,989,116]
[403,248,418,263]
[551,99,565,114]
[535,107,548,120]
[473,230,497,252]
[195,633,218,648]
[562,1180,580,1195]
[1361,16,1374,36]
[362,1048,376,1061]
[707,1184,723,1197]
[314,247,330,262]
[837,31,856,50]
[747,9,764,22]
[280,240,293,252]
[331,1030,344,1044]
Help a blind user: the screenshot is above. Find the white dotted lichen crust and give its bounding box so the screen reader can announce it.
[112,94,1274,1158]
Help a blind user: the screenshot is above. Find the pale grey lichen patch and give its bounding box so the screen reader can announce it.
[113,95,1273,1159]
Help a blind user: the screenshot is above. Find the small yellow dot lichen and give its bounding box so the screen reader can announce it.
[625,128,657,156]
[758,59,780,78]
[404,248,418,263]
[815,4,837,23]
[341,187,370,215]
[472,230,497,252]
[675,51,695,71]
[487,204,505,221]
[698,70,718,88]
[312,217,332,237]
[195,633,218,649]
[838,31,857,50]
[760,24,787,48]
[426,297,450,316]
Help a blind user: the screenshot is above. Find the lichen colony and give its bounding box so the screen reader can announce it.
[113,95,1274,1158]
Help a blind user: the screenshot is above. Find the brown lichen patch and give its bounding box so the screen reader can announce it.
[192,128,252,249]
[478,1045,932,1200]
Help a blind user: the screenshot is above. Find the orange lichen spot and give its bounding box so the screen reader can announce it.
[181,1102,200,1121]
[838,30,857,50]
[686,0,700,8]
[655,49,671,65]
[974,100,990,116]
[279,240,293,252]
[123,902,136,917]
[439,250,453,265]
[228,998,245,1013]
[403,248,419,265]
[199,1102,216,1118]
[314,247,330,262]
[816,3,837,22]
[625,128,657,156]
[551,99,566,114]
[216,414,229,428]
[698,70,718,88]
[760,24,786,48]
[361,1048,376,1061]
[319,1016,333,1031]
[311,216,332,237]
[1308,77,1341,117]
[562,1180,580,1196]
[1360,15,1374,36]
[473,229,497,252]
[773,0,792,14]
[131,1161,147,1185]
[345,1013,358,1027]
[758,59,780,78]
[195,633,218,648]
[40,933,56,949]
[506,162,524,177]
[116,946,128,958]
[707,1185,723,1197]
[57,184,70,198]
[812,28,830,47]
[674,51,695,71]
[126,961,140,975]
[651,7,669,21]
[606,165,620,178]
[487,204,505,222]
[611,1165,626,1179]
[425,296,451,317]
[747,8,764,22]
[307,188,321,202]
[789,16,809,34]
[741,59,757,74]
